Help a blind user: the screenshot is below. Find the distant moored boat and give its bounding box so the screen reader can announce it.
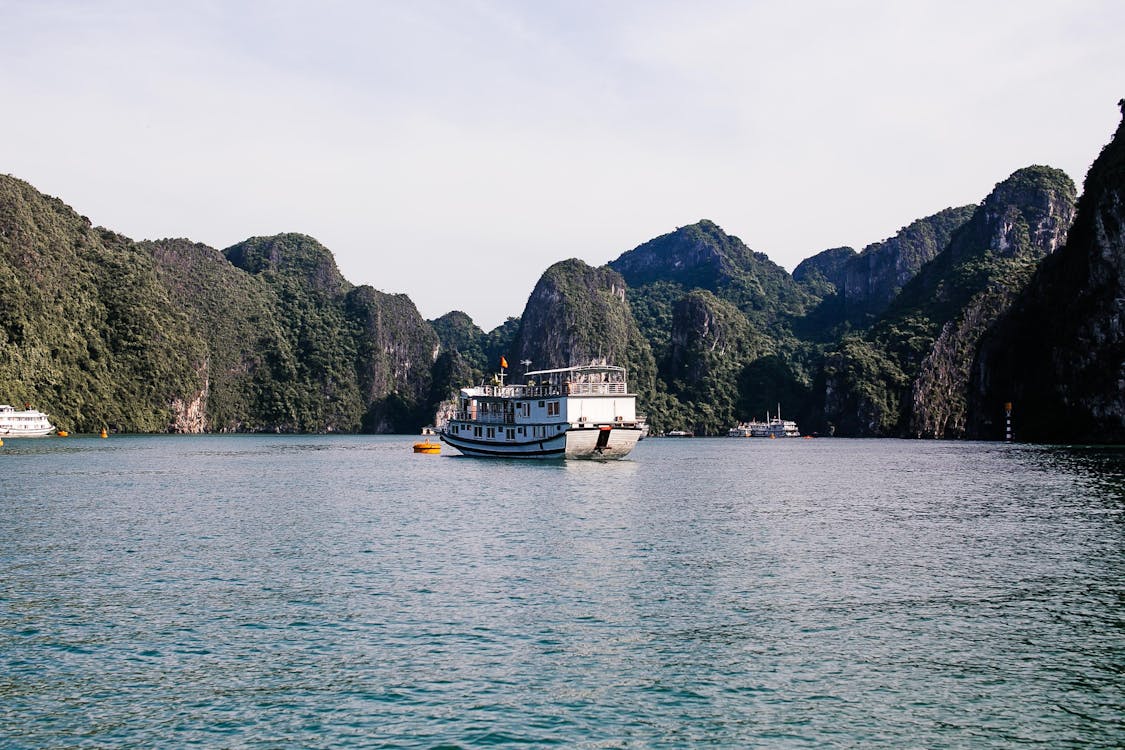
[728,405,800,438]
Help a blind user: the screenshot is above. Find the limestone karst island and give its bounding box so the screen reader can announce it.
[2,102,1123,444]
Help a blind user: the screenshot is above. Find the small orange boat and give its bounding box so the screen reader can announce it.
[413,438,440,454]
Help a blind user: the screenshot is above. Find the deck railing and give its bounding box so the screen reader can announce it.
[471,382,628,398]
[452,412,516,424]
[565,382,627,395]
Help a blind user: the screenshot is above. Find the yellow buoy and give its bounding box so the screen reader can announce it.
[413,439,440,454]
[57,430,69,438]
[99,428,108,439]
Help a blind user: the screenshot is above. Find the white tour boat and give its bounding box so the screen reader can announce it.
[440,361,643,459]
[728,405,800,438]
[0,404,56,437]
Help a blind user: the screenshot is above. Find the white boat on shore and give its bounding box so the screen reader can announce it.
[0,404,56,437]
[440,361,643,459]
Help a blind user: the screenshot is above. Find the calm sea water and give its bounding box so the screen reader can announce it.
[0,436,1122,748]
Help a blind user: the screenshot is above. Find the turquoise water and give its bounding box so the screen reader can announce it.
[1,436,1122,748]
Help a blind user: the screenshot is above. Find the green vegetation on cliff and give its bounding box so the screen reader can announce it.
[147,238,299,431]
[611,220,813,335]
[601,220,821,434]
[822,166,1076,437]
[431,311,520,383]
[0,179,440,434]
[0,176,206,432]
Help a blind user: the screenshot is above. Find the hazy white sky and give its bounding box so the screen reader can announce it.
[4,1,1122,329]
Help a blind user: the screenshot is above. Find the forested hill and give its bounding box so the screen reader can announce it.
[0,178,440,434]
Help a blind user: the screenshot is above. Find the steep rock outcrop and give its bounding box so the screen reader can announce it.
[609,219,812,326]
[822,166,1077,436]
[611,219,752,290]
[225,233,350,298]
[346,285,438,431]
[793,246,856,297]
[667,290,766,387]
[147,238,298,431]
[970,102,1125,442]
[664,290,771,433]
[512,258,656,403]
[224,234,364,431]
[842,206,976,321]
[907,166,1076,437]
[910,284,1020,438]
[431,311,485,366]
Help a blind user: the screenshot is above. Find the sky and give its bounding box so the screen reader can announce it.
[3,1,1122,329]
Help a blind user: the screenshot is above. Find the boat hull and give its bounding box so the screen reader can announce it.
[0,426,55,437]
[440,425,641,459]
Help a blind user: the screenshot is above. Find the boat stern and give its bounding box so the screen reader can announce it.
[564,425,641,459]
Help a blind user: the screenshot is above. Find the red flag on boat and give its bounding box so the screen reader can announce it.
[500,356,509,369]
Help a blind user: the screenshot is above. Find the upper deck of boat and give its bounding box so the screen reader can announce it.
[464,364,632,400]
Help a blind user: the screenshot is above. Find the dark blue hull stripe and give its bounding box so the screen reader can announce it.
[440,435,565,457]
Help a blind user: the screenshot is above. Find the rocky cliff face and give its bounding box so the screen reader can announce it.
[667,290,766,387]
[907,166,1076,438]
[609,219,812,326]
[225,232,350,298]
[159,234,445,434]
[663,290,771,432]
[512,258,656,401]
[610,219,748,290]
[969,103,1125,442]
[821,166,1077,437]
[910,285,1019,438]
[346,285,438,432]
[224,234,366,431]
[431,311,485,367]
[842,206,976,321]
[793,246,857,297]
[147,238,299,432]
[222,234,442,433]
